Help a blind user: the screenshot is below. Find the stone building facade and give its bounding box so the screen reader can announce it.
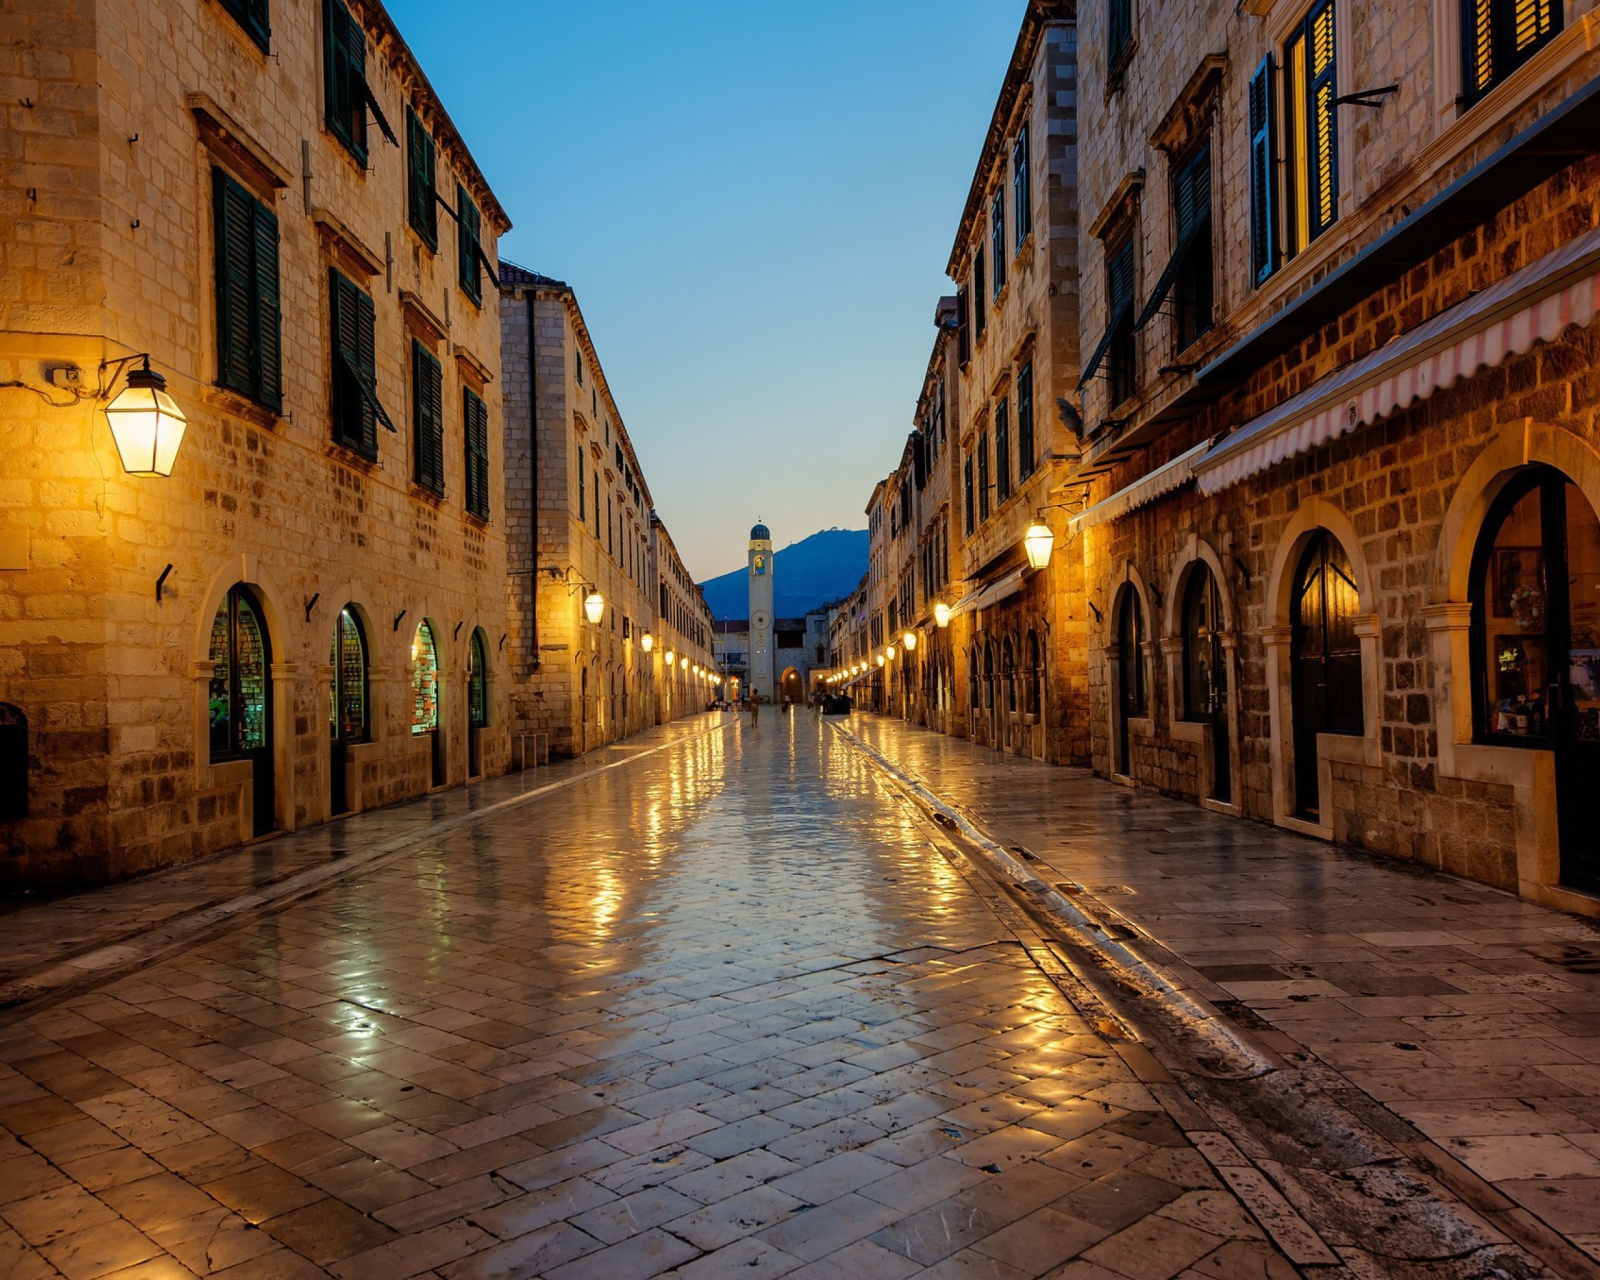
[0,0,511,889]
[498,266,713,759]
[1071,0,1600,913]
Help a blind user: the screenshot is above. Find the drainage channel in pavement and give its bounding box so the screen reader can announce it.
[0,718,738,1017]
[829,717,1590,1280]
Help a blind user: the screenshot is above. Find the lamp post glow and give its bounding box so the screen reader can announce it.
[664,649,675,666]
[104,357,188,477]
[934,602,951,628]
[876,655,885,668]
[902,631,917,652]
[583,589,605,625]
[641,631,653,653]
[680,657,688,670]
[885,645,896,662]
[1024,517,1055,570]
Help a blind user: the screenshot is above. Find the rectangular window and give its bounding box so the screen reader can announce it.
[1284,0,1338,255]
[1172,140,1214,350]
[463,387,489,518]
[329,268,392,460]
[977,430,991,522]
[995,398,1011,504]
[410,339,444,492]
[457,183,483,305]
[593,473,600,536]
[956,286,971,365]
[963,455,975,535]
[973,248,987,339]
[1107,237,1137,406]
[212,169,281,412]
[1108,0,1133,71]
[1248,57,1278,286]
[220,0,270,50]
[1016,362,1034,479]
[1463,0,1560,104]
[578,449,585,520]
[990,189,1006,297]
[607,496,614,555]
[406,108,437,251]
[1012,125,1031,250]
[324,0,385,165]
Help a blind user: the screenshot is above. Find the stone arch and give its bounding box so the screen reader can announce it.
[1162,534,1235,637]
[1267,497,1374,628]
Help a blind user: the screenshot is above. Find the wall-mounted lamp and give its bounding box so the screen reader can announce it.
[641,630,654,653]
[902,631,917,652]
[583,589,604,625]
[1024,514,1055,570]
[934,601,952,628]
[103,356,187,477]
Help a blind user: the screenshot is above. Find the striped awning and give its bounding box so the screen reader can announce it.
[1070,440,1213,532]
[1195,222,1600,495]
[952,567,1026,619]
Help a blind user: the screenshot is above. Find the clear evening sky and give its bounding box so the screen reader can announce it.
[384,1,1028,581]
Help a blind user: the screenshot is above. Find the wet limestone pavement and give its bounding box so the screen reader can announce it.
[0,713,1292,1279]
[844,713,1600,1271]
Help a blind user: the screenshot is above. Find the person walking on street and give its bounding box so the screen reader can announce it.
[749,689,761,727]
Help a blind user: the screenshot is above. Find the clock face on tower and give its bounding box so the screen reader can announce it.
[752,610,771,632]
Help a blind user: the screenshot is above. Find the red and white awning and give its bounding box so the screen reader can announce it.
[1069,440,1213,531]
[1195,223,1600,495]
[951,567,1026,619]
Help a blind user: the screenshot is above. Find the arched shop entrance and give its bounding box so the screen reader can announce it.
[208,584,275,836]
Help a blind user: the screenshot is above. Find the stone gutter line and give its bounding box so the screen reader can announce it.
[0,718,737,1015]
[828,719,1275,1080]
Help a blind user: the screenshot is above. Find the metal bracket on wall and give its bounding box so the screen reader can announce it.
[453,621,463,640]
[155,564,173,603]
[1334,84,1398,108]
[393,608,407,632]
[304,592,320,622]
[1234,556,1253,589]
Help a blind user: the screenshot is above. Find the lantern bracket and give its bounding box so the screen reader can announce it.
[304,592,320,622]
[393,608,407,632]
[155,563,173,603]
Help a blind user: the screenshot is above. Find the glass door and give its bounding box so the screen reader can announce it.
[1184,568,1231,803]
[208,585,274,836]
[330,608,367,814]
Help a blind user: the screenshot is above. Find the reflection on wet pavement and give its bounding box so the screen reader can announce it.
[0,714,1288,1278]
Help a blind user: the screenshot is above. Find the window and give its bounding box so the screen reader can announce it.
[1172,141,1214,349]
[990,189,1006,298]
[330,269,392,460]
[593,472,599,536]
[411,621,439,734]
[323,0,393,164]
[410,341,444,493]
[1289,530,1362,817]
[1106,237,1137,405]
[577,449,585,520]
[995,398,1011,504]
[1284,0,1338,255]
[1108,0,1133,72]
[1248,57,1279,286]
[977,430,991,522]
[330,607,368,743]
[220,0,270,51]
[1016,362,1034,479]
[1182,568,1223,720]
[0,704,27,823]
[963,454,975,535]
[463,387,490,518]
[973,248,987,339]
[956,286,972,365]
[469,630,489,729]
[457,184,483,305]
[213,170,282,413]
[406,108,437,251]
[208,585,271,762]
[1464,0,1561,104]
[576,354,584,385]
[1012,125,1031,250]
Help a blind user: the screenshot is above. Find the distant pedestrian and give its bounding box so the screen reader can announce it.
[749,689,761,726]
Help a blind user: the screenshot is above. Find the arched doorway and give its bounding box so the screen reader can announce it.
[1290,531,1363,819]
[1182,567,1230,803]
[1469,465,1600,891]
[780,667,803,709]
[412,620,444,787]
[1114,588,1145,776]
[581,666,590,753]
[329,606,368,815]
[209,584,274,836]
[467,628,488,779]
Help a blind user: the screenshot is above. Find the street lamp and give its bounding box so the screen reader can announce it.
[641,631,653,653]
[934,602,951,628]
[885,645,896,661]
[876,655,885,667]
[680,657,688,670]
[902,631,917,652]
[104,356,188,477]
[1024,515,1055,570]
[664,649,675,666]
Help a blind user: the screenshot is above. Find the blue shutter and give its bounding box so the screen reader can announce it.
[1248,56,1278,286]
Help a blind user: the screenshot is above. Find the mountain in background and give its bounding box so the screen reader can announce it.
[699,528,868,621]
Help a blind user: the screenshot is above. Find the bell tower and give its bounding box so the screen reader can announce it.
[748,521,776,702]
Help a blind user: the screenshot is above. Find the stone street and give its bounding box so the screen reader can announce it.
[0,712,1592,1278]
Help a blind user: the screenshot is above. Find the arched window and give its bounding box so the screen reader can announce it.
[1115,588,1145,776]
[468,629,488,729]
[1290,531,1362,817]
[1027,629,1043,717]
[982,641,995,711]
[209,585,271,761]
[1182,568,1223,721]
[411,621,439,734]
[0,704,27,822]
[331,607,368,743]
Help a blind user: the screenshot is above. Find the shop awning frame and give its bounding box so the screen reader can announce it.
[1071,439,1213,531]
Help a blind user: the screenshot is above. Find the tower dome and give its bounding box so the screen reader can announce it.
[750,522,770,541]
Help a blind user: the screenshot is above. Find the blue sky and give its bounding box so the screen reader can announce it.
[386,0,1028,579]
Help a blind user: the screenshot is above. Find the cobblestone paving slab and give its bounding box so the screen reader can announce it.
[0,716,1293,1277]
[846,713,1600,1273]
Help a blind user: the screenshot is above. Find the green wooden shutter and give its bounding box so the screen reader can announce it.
[1012,124,1030,248]
[222,0,271,50]
[464,388,489,518]
[253,200,282,412]
[214,170,256,402]
[324,0,366,162]
[990,189,1005,294]
[1017,362,1033,478]
[406,108,437,250]
[355,286,377,459]
[411,342,443,493]
[457,184,482,304]
[1248,56,1278,286]
[330,270,355,450]
[1307,0,1338,240]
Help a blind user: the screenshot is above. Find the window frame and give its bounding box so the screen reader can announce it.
[463,386,490,519]
[1283,0,1339,257]
[1106,235,1138,407]
[1016,361,1034,480]
[1462,0,1562,106]
[990,188,1006,299]
[1171,137,1215,351]
[995,398,1011,505]
[330,268,389,461]
[1012,125,1031,252]
[323,0,368,165]
[218,0,271,51]
[977,429,991,523]
[1107,0,1135,81]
